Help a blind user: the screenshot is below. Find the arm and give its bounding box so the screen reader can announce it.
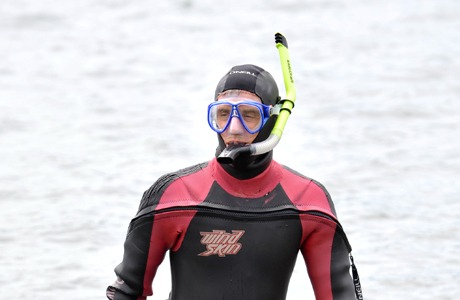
[106,215,168,300]
[107,209,193,300]
[300,215,356,300]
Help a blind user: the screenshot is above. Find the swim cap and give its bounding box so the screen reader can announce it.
[214,64,279,106]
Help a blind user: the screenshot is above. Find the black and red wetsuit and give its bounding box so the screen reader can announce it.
[107,158,359,300]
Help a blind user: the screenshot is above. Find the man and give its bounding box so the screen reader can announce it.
[107,64,360,300]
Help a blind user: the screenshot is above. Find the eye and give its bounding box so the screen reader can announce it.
[239,105,261,123]
[242,111,258,119]
[217,108,230,118]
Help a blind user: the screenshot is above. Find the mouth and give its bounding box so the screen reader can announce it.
[226,141,248,147]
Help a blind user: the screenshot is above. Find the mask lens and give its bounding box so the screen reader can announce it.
[209,103,232,133]
[237,104,263,132]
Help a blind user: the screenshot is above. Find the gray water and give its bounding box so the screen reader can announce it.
[1,0,459,299]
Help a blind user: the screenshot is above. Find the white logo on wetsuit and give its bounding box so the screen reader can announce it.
[198,230,245,257]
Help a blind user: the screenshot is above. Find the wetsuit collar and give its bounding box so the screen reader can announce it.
[219,150,273,180]
[211,158,281,198]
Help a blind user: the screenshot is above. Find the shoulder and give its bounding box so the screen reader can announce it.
[138,161,210,213]
[279,164,329,193]
[277,163,337,217]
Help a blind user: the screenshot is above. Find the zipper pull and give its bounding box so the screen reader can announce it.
[350,254,364,299]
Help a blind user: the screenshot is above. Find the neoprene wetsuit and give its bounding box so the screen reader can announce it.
[107,158,359,300]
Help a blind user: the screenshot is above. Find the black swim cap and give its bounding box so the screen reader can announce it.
[214,64,280,106]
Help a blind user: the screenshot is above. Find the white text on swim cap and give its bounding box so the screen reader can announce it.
[228,70,257,77]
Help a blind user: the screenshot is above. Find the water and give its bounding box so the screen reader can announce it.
[1,0,459,299]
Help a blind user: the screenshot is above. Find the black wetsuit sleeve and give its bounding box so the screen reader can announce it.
[300,216,356,299]
[106,215,167,300]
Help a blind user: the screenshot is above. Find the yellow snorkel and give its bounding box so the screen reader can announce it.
[217,32,296,164]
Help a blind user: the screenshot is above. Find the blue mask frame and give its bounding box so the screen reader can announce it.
[208,100,272,134]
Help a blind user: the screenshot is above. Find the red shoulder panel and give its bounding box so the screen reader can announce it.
[156,163,214,210]
[279,167,335,218]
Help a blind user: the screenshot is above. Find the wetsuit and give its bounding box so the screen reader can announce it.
[107,158,359,300]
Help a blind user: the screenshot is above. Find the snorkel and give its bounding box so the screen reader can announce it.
[217,33,296,164]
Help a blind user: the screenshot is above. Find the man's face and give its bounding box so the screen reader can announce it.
[216,91,262,147]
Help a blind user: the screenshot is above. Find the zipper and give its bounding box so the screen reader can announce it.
[137,205,303,221]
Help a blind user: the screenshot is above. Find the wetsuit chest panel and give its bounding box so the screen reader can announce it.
[170,212,302,300]
[168,183,302,300]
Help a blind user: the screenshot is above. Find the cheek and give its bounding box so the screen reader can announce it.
[247,133,259,143]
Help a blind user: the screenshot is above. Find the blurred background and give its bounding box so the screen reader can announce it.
[0,0,459,299]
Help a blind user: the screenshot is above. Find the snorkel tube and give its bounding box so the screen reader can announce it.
[217,32,296,164]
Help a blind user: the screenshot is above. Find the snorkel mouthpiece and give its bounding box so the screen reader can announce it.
[217,144,252,164]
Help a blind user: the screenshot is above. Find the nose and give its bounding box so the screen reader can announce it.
[227,115,245,134]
